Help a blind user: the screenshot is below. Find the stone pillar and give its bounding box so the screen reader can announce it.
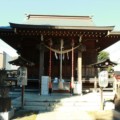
[39,43,44,94]
[78,50,82,94]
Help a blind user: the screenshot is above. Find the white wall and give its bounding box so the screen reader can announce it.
[0,39,19,70]
[0,52,3,69]
[4,52,19,70]
[104,40,120,62]
[104,40,120,71]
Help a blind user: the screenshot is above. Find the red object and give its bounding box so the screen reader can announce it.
[115,75,120,81]
[49,82,52,88]
[70,82,74,88]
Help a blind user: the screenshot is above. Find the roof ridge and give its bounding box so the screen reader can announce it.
[26,14,92,20]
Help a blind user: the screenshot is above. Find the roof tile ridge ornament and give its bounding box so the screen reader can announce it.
[25,13,30,20]
[105,29,115,38]
[105,30,111,37]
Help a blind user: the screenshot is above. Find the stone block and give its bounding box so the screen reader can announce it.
[0,97,11,112]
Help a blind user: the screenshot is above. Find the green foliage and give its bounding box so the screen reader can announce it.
[97,51,110,62]
[97,51,114,75]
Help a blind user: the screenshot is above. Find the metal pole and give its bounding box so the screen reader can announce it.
[94,76,97,92]
[100,87,104,110]
[21,85,25,108]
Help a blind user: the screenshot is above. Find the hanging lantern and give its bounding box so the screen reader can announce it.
[98,70,108,88]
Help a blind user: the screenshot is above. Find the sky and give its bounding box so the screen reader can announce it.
[0,0,120,29]
[0,0,120,61]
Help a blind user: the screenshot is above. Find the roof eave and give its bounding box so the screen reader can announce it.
[109,31,120,35]
[0,26,13,31]
[9,23,114,31]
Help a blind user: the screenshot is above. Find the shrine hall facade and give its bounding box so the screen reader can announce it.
[0,14,120,94]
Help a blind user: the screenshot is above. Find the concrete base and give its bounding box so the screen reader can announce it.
[74,83,81,95]
[0,108,14,120]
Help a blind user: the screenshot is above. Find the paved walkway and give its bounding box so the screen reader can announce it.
[36,110,94,120]
[35,92,115,120]
[12,91,115,120]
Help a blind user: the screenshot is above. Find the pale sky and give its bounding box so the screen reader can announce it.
[0,0,120,30]
[0,0,120,60]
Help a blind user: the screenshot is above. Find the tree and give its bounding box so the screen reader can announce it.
[97,51,110,62]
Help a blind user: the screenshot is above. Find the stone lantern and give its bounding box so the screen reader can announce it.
[0,69,11,112]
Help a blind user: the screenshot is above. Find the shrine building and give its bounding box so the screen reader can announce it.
[0,14,120,94]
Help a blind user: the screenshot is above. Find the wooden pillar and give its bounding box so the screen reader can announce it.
[78,50,82,94]
[39,43,44,94]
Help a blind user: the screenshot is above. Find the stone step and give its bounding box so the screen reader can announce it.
[24,101,114,111]
[23,99,101,111]
[13,88,39,92]
[24,105,65,111]
[11,100,21,109]
[25,101,56,106]
[11,92,115,111]
[25,101,100,107]
[24,103,101,111]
